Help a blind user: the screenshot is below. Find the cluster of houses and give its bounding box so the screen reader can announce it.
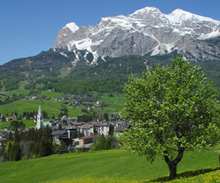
[53,96,103,110]
[0,93,7,98]
[0,106,126,151]
[0,101,129,151]
[34,105,129,150]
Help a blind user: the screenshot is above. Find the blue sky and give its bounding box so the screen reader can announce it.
[0,0,219,65]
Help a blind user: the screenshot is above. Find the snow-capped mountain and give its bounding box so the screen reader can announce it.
[53,7,220,64]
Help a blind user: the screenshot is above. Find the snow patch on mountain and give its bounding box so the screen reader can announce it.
[65,22,79,33]
[151,43,175,56]
[198,29,220,40]
[59,52,69,58]
[131,7,162,16]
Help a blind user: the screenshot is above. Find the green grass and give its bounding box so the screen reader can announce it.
[40,91,64,98]
[148,168,220,183]
[8,89,30,96]
[59,67,72,78]
[101,93,126,111]
[1,81,30,96]
[0,99,62,116]
[3,89,30,96]
[0,150,219,183]
[0,119,36,129]
[0,93,125,121]
[0,99,83,118]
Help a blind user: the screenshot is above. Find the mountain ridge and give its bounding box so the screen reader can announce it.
[53,7,220,63]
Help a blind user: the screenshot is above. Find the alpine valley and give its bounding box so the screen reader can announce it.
[1,7,220,94]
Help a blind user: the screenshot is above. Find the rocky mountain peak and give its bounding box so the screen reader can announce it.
[131,7,162,16]
[53,7,220,64]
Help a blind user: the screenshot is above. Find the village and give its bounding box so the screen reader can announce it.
[0,102,129,153]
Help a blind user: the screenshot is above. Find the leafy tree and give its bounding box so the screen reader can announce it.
[94,134,106,150]
[59,105,68,117]
[105,136,114,150]
[77,114,92,122]
[6,141,13,159]
[120,57,220,179]
[56,140,68,154]
[103,112,109,121]
[93,126,98,135]
[8,141,21,161]
[39,136,53,157]
[108,124,114,136]
[10,121,25,131]
[8,132,13,141]
[1,115,6,122]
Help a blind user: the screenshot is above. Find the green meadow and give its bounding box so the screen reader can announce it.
[0,150,219,183]
[1,81,30,96]
[101,93,125,111]
[0,119,35,129]
[0,99,82,117]
[40,91,64,98]
[0,92,125,119]
[5,89,30,96]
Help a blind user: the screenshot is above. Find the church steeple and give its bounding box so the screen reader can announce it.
[36,105,43,129]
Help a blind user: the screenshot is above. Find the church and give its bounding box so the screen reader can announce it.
[36,106,51,129]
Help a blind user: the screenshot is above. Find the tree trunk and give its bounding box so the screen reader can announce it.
[167,162,177,180]
[164,147,184,179]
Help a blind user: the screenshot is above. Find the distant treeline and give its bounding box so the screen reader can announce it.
[1,52,220,95]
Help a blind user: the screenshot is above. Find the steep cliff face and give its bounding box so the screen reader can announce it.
[54,7,220,64]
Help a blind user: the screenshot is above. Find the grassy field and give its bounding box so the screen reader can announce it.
[0,99,63,117]
[0,99,83,117]
[1,81,30,96]
[5,89,30,96]
[101,93,125,111]
[0,119,36,129]
[40,91,64,98]
[0,150,219,183]
[0,92,125,119]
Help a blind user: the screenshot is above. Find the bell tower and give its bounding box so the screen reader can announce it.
[36,105,43,129]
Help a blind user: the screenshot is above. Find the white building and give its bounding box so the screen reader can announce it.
[36,106,43,129]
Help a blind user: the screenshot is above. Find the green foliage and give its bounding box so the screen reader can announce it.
[94,134,106,150]
[1,49,220,95]
[10,141,21,161]
[59,105,68,117]
[77,114,92,122]
[1,77,20,91]
[120,57,220,179]
[93,133,115,151]
[4,127,53,161]
[56,140,68,154]
[103,112,109,121]
[39,137,53,157]
[0,50,148,94]
[108,124,114,136]
[9,121,25,131]
[105,136,114,150]
[1,115,6,122]
[38,126,53,157]
[6,140,21,161]
[100,93,125,111]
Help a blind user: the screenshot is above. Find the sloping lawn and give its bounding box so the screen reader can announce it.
[0,150,219,183]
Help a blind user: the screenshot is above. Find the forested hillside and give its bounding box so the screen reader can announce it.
[1,49,220,95]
